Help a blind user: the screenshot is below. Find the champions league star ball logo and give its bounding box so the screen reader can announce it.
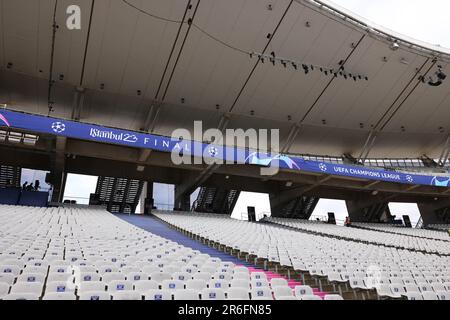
[319,163,328,172]
[52,122,66,133]
[208,146,219,158]
[406,175,414,183]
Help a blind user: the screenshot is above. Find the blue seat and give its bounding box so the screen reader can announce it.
[0,188,21,205]
[18,191,49,207]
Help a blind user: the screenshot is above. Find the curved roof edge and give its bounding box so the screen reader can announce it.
[302,0,450,61]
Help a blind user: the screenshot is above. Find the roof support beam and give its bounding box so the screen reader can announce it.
[174,163,222,210]
[282,34,366,153]
[138,103,162,163]
[352,57,435,161]
[141,103,162,133]
[417,198,450,225]
[375,59,436,131]
[404,185,421,192]
[173,113,232,208]
[50,136,67,203]
[357,131,377,164]
[281,124,301,153]
[420,154,438,168]
[137,1,200,166]
[228,1,295,113]
[363,180,381,189]
[438,135,450,167]
[346,197,392,223]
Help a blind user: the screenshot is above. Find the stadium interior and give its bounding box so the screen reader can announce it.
[0,0,450,301]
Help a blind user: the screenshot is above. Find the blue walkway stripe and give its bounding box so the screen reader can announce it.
[117,214,255,267]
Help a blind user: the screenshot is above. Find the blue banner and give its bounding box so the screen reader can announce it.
[0,109,449,188]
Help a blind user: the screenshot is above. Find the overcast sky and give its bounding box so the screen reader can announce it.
[330,0,450,48]
[59,1,446,225]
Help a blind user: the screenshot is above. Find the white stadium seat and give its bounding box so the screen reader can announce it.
[208,279,230,290]
[46,281,76,293]
[3,293,41,300]
[143,290,173,301]
[162,279,185,291]
[10,282,44,296]
[300,295,322,300]
[43,292,77,300]
[227,288,250,300]
[436,291,450,301]
[150,272,171,283]
[0,274,15,286]
[230,279,250,289]
[0,282,10,298]
[102,272,126,283]
[78,281,107,293]
[107,280,134,292]
[111,291,142,300]
[133,280,159,293]
[79,291,111,301]
[251,279,270,288]
[173,289,200,300]
[270,278,288,288]
[405,292,424,301]
[294,285,314,297]
[0,203,448,304]
[272,286,293,299]
[186,279,207,290]
[324,295,344,300]
[200,288,226,300]
[250,288,273,300]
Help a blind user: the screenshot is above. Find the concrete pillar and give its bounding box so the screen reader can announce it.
[174,184,191,211]
[50,171,66,203]
[269,188,318,219]
[346,195,392,223]
[140,182,154,215]
[50,136,67,204]
[417,198,450,226]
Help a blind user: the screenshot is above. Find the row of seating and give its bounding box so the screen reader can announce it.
[0,278,341,300]
[0,205,331,300]
[153,211,450,300]
[353,223,450,241]
[267,217,450,254]
[1,288,343,301]
[428,224,450,232]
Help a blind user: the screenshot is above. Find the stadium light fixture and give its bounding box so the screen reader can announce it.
[425,66,447,87]
[390,41,400,51]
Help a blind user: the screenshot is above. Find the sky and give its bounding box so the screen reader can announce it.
[21,169,51,191]
[56,1,442,226]
[330,0,450,49]
[63,174,98,203]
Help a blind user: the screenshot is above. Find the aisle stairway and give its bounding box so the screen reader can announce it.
[117,214,327,298]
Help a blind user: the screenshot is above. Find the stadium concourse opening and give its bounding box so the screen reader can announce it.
[1,0,450,308]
